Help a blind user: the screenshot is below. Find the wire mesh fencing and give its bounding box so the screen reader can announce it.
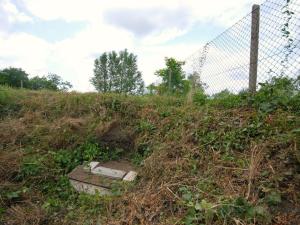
[184,0,300,95]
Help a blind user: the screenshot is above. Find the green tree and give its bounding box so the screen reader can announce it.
[29,76,55,90]
[46,73,72,91]
[91,49,144,95]
[146,83,157,95]
[108,51,120,92]
[118,49,144,94]
[155,57,187,94]
[0,67,29,88]
[91,53,110,92]
[187,71,207,104]
[187,71,206,92]
[29,74,72,91]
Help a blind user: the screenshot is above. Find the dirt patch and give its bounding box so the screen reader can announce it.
[96,121,135,152]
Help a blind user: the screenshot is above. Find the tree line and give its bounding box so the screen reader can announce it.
[1,49,203,95]
[91,49,203,96]
[0,67,72,91]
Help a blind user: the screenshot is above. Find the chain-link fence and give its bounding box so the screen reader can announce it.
[184,0,300,95]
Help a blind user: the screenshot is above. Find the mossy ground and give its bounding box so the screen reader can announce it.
[0,85,299,225]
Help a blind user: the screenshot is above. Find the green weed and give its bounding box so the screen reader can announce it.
[179,186,271,225]
[137,120,156,133]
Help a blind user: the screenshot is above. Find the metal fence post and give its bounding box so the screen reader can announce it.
[249,4,260,93]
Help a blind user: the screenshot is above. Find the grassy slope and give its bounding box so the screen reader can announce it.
[0,86,299,225]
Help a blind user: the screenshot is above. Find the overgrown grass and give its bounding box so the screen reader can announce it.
[0,76,299,225]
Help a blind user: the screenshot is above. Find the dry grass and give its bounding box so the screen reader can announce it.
[0,151,23,183]
[4,203,45,225]
[0,88,299,225]
[246,145,263,200]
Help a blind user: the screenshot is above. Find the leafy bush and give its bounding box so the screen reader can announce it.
[208,89,245,108]
[252,75,299,113]
[18,156,44,179]
[202,76,299,112]
[53,142,123,173]
[192,90,207,106]
[53,148,82,173]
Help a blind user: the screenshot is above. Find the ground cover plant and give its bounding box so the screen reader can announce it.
[0,76,299,225]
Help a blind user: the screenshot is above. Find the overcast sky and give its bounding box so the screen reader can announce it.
[0,0,264,92]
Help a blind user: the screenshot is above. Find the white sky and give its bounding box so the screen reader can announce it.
[0,0,264,92]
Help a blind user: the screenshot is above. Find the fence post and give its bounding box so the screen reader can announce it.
[249,4,260,93]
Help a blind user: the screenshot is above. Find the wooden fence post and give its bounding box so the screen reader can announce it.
[249,4,260,93]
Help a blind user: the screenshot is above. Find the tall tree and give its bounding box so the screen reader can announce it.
[155,57,187,94]
[0,67,29,88]
[108,51,121,92]
[91,49,144,94]
[91,53,110,92]
[119,49,144,94]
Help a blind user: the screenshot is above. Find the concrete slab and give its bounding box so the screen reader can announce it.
[68,165,115,188]
[123,171,138,182]
[98,160,135,172]
[70,179,111,195]
[91,166,126,179]
[68,160,137,195]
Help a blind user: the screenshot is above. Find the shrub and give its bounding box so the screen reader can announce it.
[253,75,299,112]
[208,89,245,108]
[192,90,207,106]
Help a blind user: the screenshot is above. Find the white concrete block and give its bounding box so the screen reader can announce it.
[91,166,127,179]
[123,171,137,182]
[70,179,111,195]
